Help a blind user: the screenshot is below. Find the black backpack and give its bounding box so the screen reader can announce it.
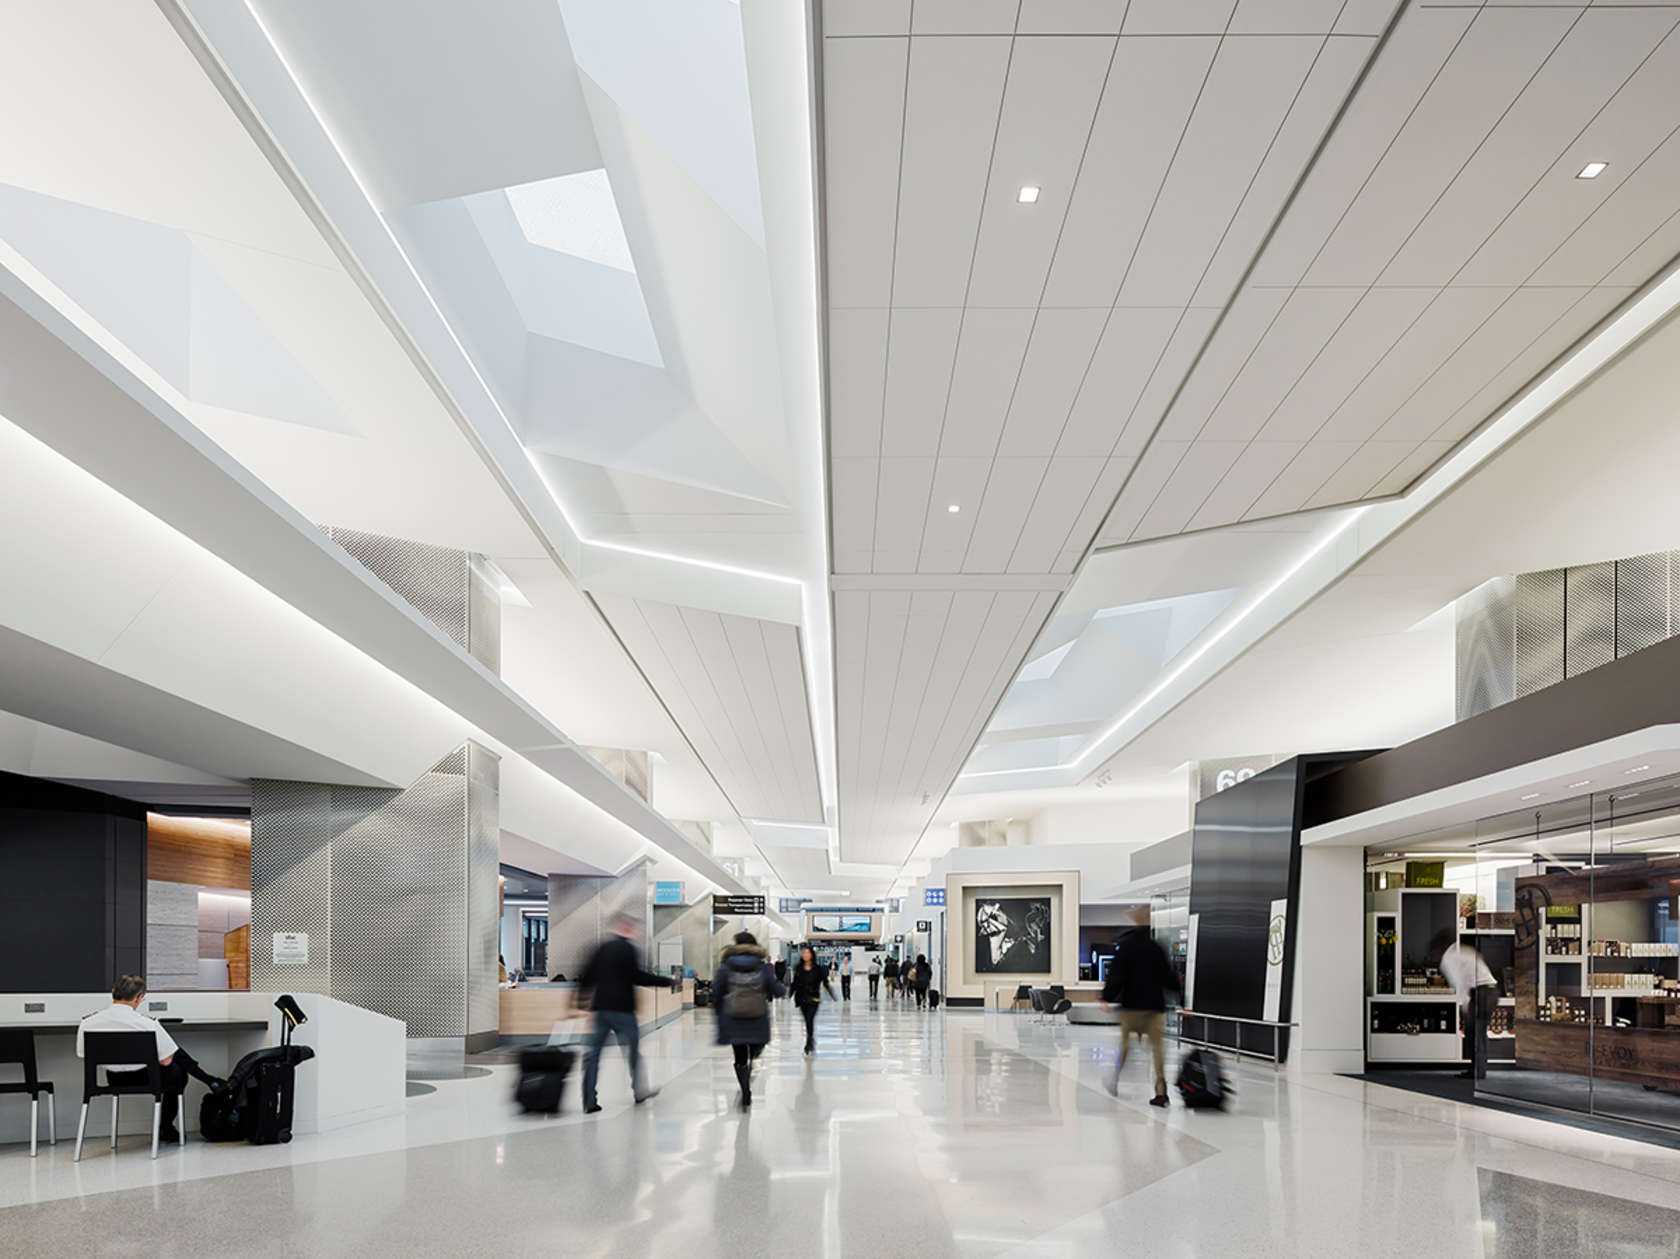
[726,966,768,1019]
[1175,1047,1230,1110]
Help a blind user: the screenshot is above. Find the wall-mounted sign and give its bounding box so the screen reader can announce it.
[712,894,766,916]
[1404,861,1445,888]
[802,906,881,915]
[653,881,684,906]
[886,897,902,914]
[1545,904,1581,920]
[915,920,932,933]
[1262,898,1288,1022]
[778,897,811,914]
[272,932,308,966]
[1195,756,1282,800]
[924,888,946,907]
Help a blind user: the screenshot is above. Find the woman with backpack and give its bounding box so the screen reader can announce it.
[786,943,835,1056]
[713,931,785,1108]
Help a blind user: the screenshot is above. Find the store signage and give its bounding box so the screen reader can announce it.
[1196,756,1280,800]
[924,888,946,906]
[653,881,684,906]
[1545,904,1581,920]
[713,894,766,916]
[916,920,932,933]
[1262,898,1288,1022]
[272,932,308,966]
[778,897,811,914]
[1405,861,1445,888]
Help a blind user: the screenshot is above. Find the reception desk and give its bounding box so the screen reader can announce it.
[499,980,693,1040]
[983,980,1106,1011]
[0,990,405,1147]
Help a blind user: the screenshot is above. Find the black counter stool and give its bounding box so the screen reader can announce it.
[76,1032,177,1161]
[0,1030,55,1157]
[1010,984,1033,1014]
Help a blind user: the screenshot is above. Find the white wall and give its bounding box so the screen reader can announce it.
[1291,845,1366,1076]
[1027,797,1187,852]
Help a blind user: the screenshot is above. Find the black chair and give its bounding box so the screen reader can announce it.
[1010,984,1033,1014]
[76,1031,179,1161]
[0,1030,55,1157]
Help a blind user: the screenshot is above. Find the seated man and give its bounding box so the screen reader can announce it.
[77,975,221,1142]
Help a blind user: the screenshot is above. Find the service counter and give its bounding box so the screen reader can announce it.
[0,990,405,1147]
[498,979,693,1040]
[983,980,1105,1011]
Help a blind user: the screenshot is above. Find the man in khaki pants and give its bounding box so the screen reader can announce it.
[1101,907,1183,1107]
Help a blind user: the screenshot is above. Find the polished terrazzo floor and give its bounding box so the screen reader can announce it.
[2,999,1679,1256]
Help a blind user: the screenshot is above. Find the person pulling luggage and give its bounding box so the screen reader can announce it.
[1101,907,1182,1107]
[713,932,785,1107]
[577,913,672,1114]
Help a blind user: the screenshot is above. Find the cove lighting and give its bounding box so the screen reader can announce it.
[1577,161,1608,180]
[1017,185,1040,203]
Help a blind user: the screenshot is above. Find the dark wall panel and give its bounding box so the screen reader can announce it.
[0,773,147,992]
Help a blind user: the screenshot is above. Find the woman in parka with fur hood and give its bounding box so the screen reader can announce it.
[713,932,786,1108]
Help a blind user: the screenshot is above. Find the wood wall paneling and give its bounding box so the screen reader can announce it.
[146,814,251,889]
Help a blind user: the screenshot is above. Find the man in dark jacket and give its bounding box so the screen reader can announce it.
[713,933,785,1107]
[578,913,671,1113]
[1101,908,1182,1107]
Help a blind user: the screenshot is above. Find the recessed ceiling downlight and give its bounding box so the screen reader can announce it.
[1577,161,1608,180]
[1017,185,1040,204]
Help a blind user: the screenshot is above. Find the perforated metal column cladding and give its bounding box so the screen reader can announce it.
[321,526,500,675]
[1565,563,1616,678]
[251,744,500,1038]
[1455,577,1515,721]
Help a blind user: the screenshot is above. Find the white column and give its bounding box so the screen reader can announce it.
[1290,845,1366,1076]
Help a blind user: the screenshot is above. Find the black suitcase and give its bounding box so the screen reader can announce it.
[693,980,712,1008]
[1175,1047,1230,1110]
[928,989,941,1009]
[515,1045,574,1114]
[200,1044,315,1143]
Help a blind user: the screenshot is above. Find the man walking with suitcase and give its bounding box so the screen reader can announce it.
[578,914,671,1114]
[1101,908,1182,1108]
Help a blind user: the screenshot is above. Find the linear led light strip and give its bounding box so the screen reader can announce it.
[236,1,835,808]
[962,249,1680,780]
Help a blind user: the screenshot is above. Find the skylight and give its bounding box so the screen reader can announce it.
[505,169,637,273]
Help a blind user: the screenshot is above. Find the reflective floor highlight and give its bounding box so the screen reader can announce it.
[3,1002,1679,1256]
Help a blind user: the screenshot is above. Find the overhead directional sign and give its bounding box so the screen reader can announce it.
[713,894,766,916]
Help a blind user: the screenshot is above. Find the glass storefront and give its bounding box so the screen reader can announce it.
[1364,773,1680,1135]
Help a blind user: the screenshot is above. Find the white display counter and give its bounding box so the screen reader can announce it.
[0,990,405,1146]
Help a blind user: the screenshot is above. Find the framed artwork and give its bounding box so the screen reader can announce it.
[974,896,1052,974]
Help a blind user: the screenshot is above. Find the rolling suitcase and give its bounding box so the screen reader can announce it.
[928,989,941,1009]
[1175,1047,1230,1110]
[515,1045,575,1114]
[199,1044,315,1143]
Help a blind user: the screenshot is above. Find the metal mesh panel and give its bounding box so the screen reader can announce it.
[323,527,470,649]
[1617,552,1671,656]
[466,743,500,1036]
[251,744,499,1039]
[467,554,502,676]
[1455,577,1514,721]
[1565,562,1616,678]
[250,780,335,997]
[1513,569,1566,699]
[330,767,467,1038]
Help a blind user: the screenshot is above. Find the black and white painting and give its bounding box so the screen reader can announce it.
[974,897,1052,974]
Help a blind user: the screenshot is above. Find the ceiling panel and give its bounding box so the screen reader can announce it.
[1250,285,1440,443]
[963,456,1050,572]
[1057,308,1184,456]
[917,456,991,571]
[1118,35,1324,307]
[818,0,1680,882]
[823,0,910,38]
[881,307,962,456]
[1193,286,1366,443]
[872,456,936,572]
[1042,36,1220,308]
[1381,8,1679,288]
[827,307,887,457]
[596,594,824,825]
[821,35,907,308]
[891,35,1013,307]
[1007,456,1107,572]
[830,455,878,574]
[938,308,1036,456]
[1303,7,1576,287]
[996,308,1108,456]
[965,36,1116,306]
